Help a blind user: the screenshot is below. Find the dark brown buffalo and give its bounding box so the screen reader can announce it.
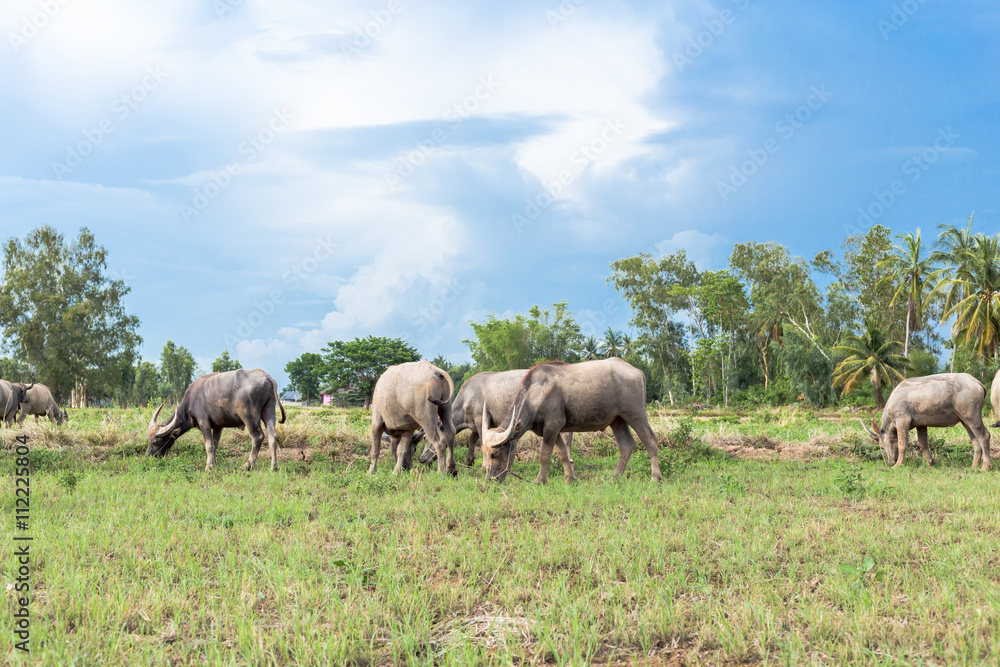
[146,369,285,471]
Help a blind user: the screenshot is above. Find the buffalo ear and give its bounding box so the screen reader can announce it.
[170,428,182,438]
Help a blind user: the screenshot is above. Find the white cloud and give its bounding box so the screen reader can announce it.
[655,229,728,269]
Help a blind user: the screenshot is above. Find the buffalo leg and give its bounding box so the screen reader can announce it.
[630,417,663,482]
[203,425,222,471]
[893,422,909,467]
[964,420,992,470]
[916,426,933,466]
[466,431,479,468]
[244,422,266,470]
[264,419,279,472]
[369,419,386,475]
[393,432,415,474]
[555,433,576,483]
[536,434,558,485]
[610,417,637,480]
[432,423,457,477]
[261,398,280,471]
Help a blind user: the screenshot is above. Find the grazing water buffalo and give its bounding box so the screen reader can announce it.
[863,372,991,469]
[0,380,31,427]
[481,359,662,483]
[417,369,575,481]
[16,384,66,425]
[369,360,456,476]
[146,369,286,471]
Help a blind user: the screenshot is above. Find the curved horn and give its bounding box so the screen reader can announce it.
[23,383,33,391]
[483,403,518,449]
[861,418,879,441]
[148,403,163,431]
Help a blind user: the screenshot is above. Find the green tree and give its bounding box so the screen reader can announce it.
[285,352,324,405]
[779,329,835,408]
[600,328,624,358]
[931,213,978,371]
[0,226,141,405]
[211,349,243,373]
[833,318,909,408]
[699,270,749,406]
[817,225,903,338]
[937,233,1000,366]
[583,335,601,360]
[608,253,694,386]
[878,229,935,357]
[732,241,829,386]
[133,361,161,406]
[159,341,196,403]
[323,336,420,409]
[464,301,584,371]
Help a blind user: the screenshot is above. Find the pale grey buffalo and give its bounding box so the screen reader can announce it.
[863,372,991,469]
[417,369,575,481]
[481,359,662,483]
[146,369,286,471]
[369,360,456,476]
[16,383,67,426]
[0,380,31,427]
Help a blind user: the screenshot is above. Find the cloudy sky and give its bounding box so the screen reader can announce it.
[1,0,997,385]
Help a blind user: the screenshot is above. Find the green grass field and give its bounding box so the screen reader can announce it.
[3,406,1000,665]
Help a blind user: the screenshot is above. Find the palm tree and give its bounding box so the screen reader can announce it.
[620,333,634,358]
[878,229,934,357]
[583,335,601,360]
[833,317,910,408]
[930,213,977,371]
[937,232,1000,363]
[600,328,623,358]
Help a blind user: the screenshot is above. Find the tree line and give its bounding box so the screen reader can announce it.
[5,219,997,410]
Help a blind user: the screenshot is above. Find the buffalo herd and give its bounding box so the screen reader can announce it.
[7,362,1000,478]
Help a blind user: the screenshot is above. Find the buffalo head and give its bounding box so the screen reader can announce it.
[861,418,894,465]
[146,404,182,457]
[480,403,519,481]
[10,382,33,405]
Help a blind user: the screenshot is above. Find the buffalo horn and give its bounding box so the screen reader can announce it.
[861,418,879,441]
[149,403,163,431]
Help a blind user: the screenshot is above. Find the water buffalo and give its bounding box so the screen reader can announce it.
[16,383,66,426]
[863,372,991,469]
[146,368,286,471]
[369,360,456,476]
[481,359,662,483]
[0,380,31,427]
[417,369,575,481]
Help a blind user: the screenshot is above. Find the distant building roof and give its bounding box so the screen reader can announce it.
[281,390,302,400]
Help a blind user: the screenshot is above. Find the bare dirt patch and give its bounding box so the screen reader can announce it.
[707,434,837,461]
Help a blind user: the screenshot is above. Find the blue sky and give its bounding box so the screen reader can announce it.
[1,0,997,386]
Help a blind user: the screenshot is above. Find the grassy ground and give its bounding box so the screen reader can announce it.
[2,406,1000,665]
